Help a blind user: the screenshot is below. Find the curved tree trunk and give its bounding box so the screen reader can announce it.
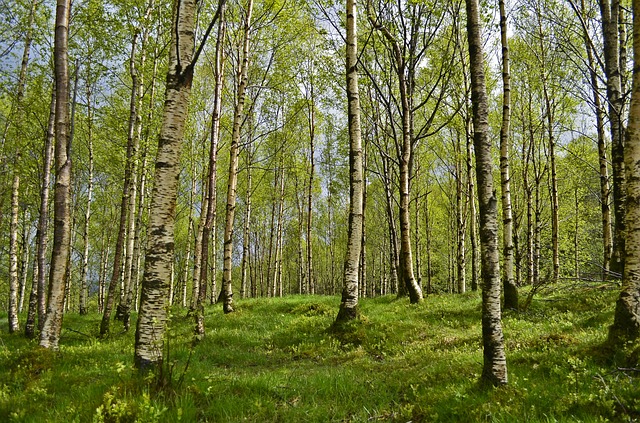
[368,5,422,303]
[465,0,508,385]
[382,155,400,294]
[134,0,201,369]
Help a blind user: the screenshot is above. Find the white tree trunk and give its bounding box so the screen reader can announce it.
[465,0,508,385]
[221,0,253,313]
[40,0,72,350]
[499,0,518,308]
[608,0,640,345]
[134,0,198,369]
[8,173,20,333]
[336,0,364,322]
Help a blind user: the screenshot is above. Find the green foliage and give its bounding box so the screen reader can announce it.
[1,288,638,421]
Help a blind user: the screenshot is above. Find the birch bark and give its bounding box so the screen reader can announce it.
[221,0,253,314]
[608,0,640,345]
[465,0,508,385]
[336,0,364,322]
[134,0,199,368]
[40,0,73,350]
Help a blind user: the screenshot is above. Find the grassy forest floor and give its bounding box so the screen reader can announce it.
[1,285,639,422]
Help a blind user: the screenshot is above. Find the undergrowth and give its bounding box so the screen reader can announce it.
[0,286,638,422]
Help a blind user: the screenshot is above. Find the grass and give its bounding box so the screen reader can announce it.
[1,286,639,422]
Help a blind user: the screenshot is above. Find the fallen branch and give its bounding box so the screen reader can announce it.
[64,327,93,339]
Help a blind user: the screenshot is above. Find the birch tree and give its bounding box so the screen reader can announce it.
[40,0,73,349]
[600,0,626,277]
[499,0,518,309]
[8,172,20,333]
[196,2,225,335]
[134,0,225,369]
[336,0,364,322]
[4,0,38,334]
[25,89,54,338]
[608,0,640,346]
[220,0,254,314]
[465,0,508,385]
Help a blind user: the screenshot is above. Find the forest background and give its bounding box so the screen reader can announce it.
[1,0,640,420]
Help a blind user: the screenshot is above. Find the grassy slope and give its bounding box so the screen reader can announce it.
[0,287,638,422]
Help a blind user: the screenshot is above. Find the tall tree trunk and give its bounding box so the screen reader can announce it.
[368,5,422,303]
[134,0,208,368]
[536,12,560,284]
[608,0,640,345]
[425,192,433,295]
[241,146,252,299]
[456,132,467,294]
[8,172,20,333]
[414,191,422,296]
[23,0,46,339]
[307,89,316,295]
[524,115,534,287]
[266,175,277,296]
[600,0,626,277]
[328,168,337,295]
[619,4,628,96]
[131,145,148,312]
[98,229,110,313]
[64,65,79,314]
[116,8,154,329]
[275,165,285,297]
[183,174,196,305]
[8,0,39,333]
[499,0,517,308]
[466,0,508,385]
[102,28,146,334]
[336,0,364,322]
[196,5,225,335]
[40,0,72,349]
[382,155,400,294]
[18,208,30,313]
[568,0,614,278]
[132,43,159,312]
[467,123,479,292]
[360,160,368,299]
[574,186,580,278]
[191,178,207,310]
[268,163,279,297]
[221,0,253,313]
[397,93,422,302]
[79,71,94,316]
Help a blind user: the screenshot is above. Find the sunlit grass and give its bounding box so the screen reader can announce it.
[0,286,638,422]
